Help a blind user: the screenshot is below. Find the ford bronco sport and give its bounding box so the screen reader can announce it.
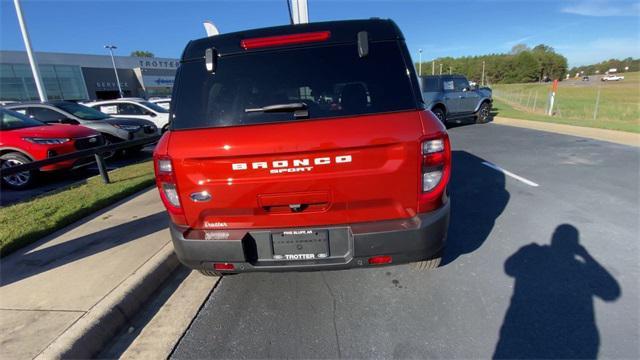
[154,19,451,275]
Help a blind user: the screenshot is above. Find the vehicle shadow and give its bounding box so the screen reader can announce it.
[442,151,509,265]
[0,211,168,286]
[494,224,621,359]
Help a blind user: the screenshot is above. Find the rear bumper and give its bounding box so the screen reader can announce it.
[169,201,449,273]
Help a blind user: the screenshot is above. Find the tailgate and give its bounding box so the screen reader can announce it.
[169,111,423,229]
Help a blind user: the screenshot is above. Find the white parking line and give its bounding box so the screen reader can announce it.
[482,161,540,187]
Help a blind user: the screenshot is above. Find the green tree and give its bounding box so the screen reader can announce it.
[130,50,155,58]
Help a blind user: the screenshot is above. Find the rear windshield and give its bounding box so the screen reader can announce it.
[172,41,417,130]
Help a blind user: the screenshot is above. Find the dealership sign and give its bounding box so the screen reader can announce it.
[142,75,175,87]
[138,60,179,69]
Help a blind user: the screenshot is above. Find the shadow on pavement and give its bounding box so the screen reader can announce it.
[0,211,168,286]
[494,224,621,359]
[443,151,509,265]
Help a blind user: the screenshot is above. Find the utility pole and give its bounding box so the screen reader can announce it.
[104,45,124,98]
[481,60,486,87]
[432,60,435,75]
[439,63,443,75]
[418,49,423,76]
[13,0,47,101]
[449,67,452,75]
[290,0,309,24]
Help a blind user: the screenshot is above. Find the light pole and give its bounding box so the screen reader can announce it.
[104,45,124,98]
[439,63,443,75]
[432,60,435,75]
[13,0,46,101]
[418,49,423,76]
[481,60,486,87]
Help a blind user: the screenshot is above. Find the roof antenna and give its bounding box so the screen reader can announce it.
[203,20,220,37]
[286,0,294,25]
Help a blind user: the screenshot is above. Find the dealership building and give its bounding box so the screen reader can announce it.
[0,50,178,102]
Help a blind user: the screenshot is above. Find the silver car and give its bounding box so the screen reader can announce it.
[5,101,158,149]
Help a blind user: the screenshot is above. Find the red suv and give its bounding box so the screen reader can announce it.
[154,19,451,275]
[0,108,103,189]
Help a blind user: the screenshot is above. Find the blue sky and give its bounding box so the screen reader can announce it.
[1,0,639,67]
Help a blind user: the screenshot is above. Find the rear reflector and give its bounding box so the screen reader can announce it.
[214,263,235,271]
[368,255,392,265]
[241,31,331,50]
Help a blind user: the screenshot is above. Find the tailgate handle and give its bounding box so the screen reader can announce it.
[258,192,330,213]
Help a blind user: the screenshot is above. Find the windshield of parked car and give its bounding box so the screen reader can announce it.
[172,42,418,130]
[140,101,169,113]
[0,109,45,130]
[54,102,109,120]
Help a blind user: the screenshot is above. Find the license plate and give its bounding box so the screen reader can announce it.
[272,230,329,260]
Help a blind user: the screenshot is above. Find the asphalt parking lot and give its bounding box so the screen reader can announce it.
[0,145,154,207]
[170,123,639,359]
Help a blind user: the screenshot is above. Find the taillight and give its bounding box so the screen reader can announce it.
[418,134,451,213]
[241,31,331,50]
[154,156,187,225]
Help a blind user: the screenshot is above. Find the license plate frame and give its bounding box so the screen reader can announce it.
[271,229,329,260]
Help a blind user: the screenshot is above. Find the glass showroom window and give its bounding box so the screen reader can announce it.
[0,64,88,101]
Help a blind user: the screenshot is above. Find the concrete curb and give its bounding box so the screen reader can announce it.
[492,117,640,147]
[35,243,179,359]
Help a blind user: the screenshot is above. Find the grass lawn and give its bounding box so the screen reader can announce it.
[0,161,155,256]
[491,72,640,133]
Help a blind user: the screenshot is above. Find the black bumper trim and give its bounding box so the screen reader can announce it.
[169,201,449,272]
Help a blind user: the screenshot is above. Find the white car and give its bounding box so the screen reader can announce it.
[601,74,624,81]
[150,97,171,110]
[84,98,170,132]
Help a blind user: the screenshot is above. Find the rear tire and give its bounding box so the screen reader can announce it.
[411,257,442,271]
[476,102,491,124]
[198,269,223,277]
[431,107,446,123]
[1,152,36,190]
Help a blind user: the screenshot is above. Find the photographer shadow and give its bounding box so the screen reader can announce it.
[494,224,621,359]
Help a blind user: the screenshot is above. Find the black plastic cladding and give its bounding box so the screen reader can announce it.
[181,19,405,61]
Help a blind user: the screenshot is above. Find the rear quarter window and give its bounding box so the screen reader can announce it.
[172,41,417,130]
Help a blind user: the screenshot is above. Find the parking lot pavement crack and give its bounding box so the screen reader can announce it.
[321,273,342,359]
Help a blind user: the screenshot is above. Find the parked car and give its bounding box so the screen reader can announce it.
[84,98,170,132]
[601,74,624,81]
[421,75,493,124]
[582,76,590,81]
[154,19,451,276]
[149,97,171,110]
[5,101,158,150]
[0,108,104,189]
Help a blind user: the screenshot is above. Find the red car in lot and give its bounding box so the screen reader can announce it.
[0,108,104,189]
[154,19,451,275]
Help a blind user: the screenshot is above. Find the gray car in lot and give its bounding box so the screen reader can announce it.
[4,101,158,147]
[421,75,493,124]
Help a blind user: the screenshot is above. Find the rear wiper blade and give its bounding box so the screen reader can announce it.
[245,102,307,113]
